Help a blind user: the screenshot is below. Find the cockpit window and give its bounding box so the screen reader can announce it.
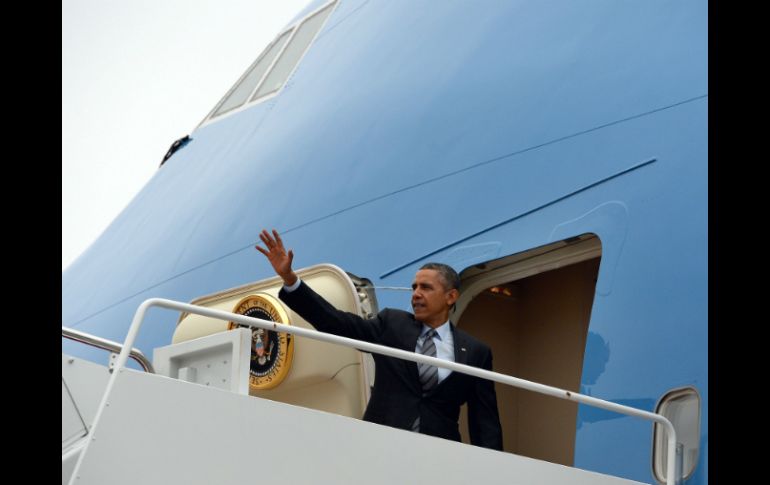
[212,30,292,118]
[204,0,337,125]
[251,3,336,101]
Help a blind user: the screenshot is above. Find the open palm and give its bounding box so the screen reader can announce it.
[256,229,295,283]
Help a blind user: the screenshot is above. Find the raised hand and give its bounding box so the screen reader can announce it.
[255,229,297,286]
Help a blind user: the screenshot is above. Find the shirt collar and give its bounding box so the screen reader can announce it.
[422,321,452,341]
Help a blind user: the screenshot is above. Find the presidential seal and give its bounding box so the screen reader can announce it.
[228,294,294,391]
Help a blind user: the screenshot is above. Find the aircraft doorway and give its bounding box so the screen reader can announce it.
[456,234,601,466]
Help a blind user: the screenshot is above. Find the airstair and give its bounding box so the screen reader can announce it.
[62,295,684,485]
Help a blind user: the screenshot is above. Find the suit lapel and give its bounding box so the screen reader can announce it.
[403,317,422,394]
[452,324,469,367]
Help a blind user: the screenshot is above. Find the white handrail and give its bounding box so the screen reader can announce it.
[62,326,155,373]
[69,298,678,485]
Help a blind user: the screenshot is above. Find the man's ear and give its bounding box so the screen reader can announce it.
[446,288,459,307]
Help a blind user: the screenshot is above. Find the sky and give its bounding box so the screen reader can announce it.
[62,0,310,270]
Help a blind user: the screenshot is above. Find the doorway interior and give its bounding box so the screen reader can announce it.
[456,234,601,465]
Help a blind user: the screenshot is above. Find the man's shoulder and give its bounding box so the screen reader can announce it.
[379,307,415,321]
[452,325,492,353]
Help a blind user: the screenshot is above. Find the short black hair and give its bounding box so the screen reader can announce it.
[419,263,460,292]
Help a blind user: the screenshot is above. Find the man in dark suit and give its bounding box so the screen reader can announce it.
[256,229,503,450]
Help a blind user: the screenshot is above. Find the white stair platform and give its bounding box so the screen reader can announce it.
[71,366,648,485]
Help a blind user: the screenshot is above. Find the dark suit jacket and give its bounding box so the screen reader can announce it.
[279,281,503,450]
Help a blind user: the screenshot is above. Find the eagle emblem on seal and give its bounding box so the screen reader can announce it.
[253,328,274,365]
[229,294,294,391]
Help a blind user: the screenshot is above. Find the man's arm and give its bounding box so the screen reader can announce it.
[279,280,386,343]
[467,347,504,450]
[256,228,385,343]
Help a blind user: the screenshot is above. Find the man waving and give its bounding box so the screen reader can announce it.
[256,229,502,450]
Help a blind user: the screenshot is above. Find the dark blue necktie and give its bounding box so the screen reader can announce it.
[418,329,438,392]
[412,328,438,432]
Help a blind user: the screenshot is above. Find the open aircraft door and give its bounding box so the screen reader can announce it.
[172,264,378,419]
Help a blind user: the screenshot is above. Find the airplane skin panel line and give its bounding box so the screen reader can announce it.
[65,92,701,326]
[284,95,704,234]
[63,156,655,329]
[379,158,655,279]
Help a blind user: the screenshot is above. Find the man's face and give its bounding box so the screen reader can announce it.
[411,269,458,326]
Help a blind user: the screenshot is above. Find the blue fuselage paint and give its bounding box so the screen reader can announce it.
[63,1,707,482]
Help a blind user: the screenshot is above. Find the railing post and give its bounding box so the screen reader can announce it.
[675,442,684,485]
